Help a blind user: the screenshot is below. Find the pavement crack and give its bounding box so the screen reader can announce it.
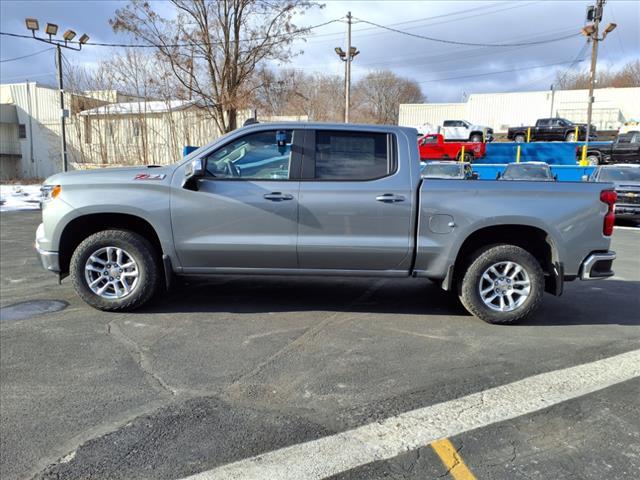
[107,320,177,396]
[225,279,389,390]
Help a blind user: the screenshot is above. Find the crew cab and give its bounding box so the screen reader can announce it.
[507,118,597,142]
[441,120,493,142]
[577,131,640,165]
[418,133,486,162]
[36,123,617,324]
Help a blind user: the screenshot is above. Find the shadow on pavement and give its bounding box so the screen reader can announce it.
[140,276,640,326]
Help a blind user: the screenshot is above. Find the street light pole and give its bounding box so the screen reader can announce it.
[581,0,616,146]
[24,18,89,172]
[56,44,69,172]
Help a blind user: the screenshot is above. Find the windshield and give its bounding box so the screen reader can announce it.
[502,164,553,180]
[422,163,463,178]
[597,168,640,182]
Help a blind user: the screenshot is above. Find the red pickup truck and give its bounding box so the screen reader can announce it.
[418,133,486,161]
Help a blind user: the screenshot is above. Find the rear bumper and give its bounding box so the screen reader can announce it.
[579,251,616,280]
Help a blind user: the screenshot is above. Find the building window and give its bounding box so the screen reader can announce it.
[133,120,141,137]
[18,124,26,139]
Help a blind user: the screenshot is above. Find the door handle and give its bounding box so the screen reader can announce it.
[263,192,294,201]
[376,193,405,203]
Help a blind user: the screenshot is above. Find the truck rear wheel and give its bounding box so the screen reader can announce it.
[565,131,576,142]
[514,134,525,143]
[459,245,544,324]
[457,152,473,162]
[70,229,160,311]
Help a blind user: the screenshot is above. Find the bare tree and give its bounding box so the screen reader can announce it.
[556,60,640,90]
[111,0,321,133]
[253,68,344,121]
[352,70,424,124]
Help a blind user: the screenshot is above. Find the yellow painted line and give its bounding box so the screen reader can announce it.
[431,438,477,480]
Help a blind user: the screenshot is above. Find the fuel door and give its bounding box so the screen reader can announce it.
[428,214,455,234]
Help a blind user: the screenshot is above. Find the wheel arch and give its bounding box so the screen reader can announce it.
[450,224,561,295]
[58,213,164,276]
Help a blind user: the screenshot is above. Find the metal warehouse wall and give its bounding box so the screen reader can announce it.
[400,87,640,133]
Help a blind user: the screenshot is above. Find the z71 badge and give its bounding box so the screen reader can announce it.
[134,173,166,180]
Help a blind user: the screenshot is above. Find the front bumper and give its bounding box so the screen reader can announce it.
[615,205,640,221]
[36,246,60,272]
[35,222,60,273]
[579,251,616,280]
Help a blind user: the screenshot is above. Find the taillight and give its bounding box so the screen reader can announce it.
[600,190,617,236]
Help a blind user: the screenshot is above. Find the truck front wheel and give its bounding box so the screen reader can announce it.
[459,245,544,324]
[70,229,160,311]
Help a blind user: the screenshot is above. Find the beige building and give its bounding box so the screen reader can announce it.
[399,87,640,133]
[0,82,250,180]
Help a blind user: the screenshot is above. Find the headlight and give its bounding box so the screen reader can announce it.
[41,185,61,202]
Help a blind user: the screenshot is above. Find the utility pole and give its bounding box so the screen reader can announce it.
[585,0,602,144]
[582,0,616,145]
[335,12,359,123]
[549,84,555,118]
[345,12,352,123]
[56,45,69,172]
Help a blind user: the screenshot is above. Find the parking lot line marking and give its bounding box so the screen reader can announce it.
[431,438,476,480]
[181,348,640,480]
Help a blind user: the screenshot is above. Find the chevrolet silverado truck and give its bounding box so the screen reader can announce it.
[36,123,617,324]
[588,164,640,222]
[507,118,597,142]
[441,120,493,142]
[418,133,486,162]
[577,131,640,165]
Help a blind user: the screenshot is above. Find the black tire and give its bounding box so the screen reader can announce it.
[459,245,544,324]
[587,153,600,166]
[470,133,483,142]
[70,229,160,311]
[456,152,473,162]
[514,134,525,143]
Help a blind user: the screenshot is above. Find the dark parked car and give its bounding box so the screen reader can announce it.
[577,131,640,165]
[588,164,640,222]
[507,118,597,143]
[421,161,477,180]
[497,162,556,181]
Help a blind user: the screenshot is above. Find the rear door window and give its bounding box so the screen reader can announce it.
[314,130,393,180]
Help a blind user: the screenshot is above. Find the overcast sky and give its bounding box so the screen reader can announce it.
[1,0,638,102]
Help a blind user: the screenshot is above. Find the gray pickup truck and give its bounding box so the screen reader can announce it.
[36,123,617,324]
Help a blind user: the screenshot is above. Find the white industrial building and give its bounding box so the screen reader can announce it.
[399,87,640,134]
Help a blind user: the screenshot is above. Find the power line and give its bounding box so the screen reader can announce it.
[304,1,535,41]
[0,47,54,63]
[416,59,590,84]
[352,17,582,48]
[355,26,583,68]
[0,19,343,49]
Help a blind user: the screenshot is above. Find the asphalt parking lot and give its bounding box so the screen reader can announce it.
[1,211,639,480]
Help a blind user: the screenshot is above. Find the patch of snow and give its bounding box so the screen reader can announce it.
[0,184,42,212]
